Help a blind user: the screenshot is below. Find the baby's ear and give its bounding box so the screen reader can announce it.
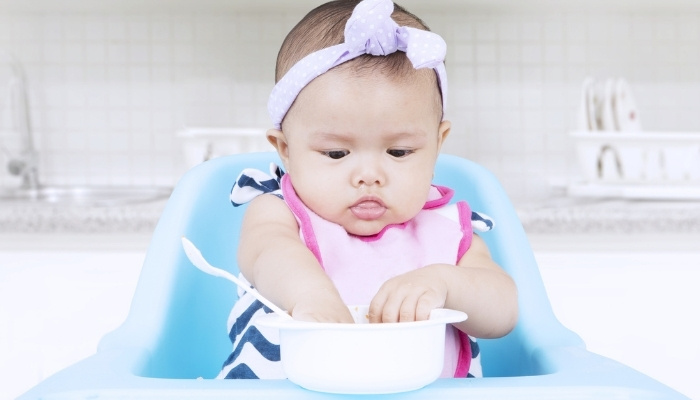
[437,120,451,149]
[266,129,290,166]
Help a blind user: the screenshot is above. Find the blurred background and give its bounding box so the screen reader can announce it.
[1,0,699,399]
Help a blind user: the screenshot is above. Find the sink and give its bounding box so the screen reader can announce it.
[0,185,172,206]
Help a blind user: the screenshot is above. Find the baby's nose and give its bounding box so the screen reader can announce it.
[352,159,385,187]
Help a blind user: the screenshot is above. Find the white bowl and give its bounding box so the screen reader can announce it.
[257,305,467,394]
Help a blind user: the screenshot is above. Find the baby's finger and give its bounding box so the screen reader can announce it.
[398,294,422,322]
[368,290,389,323]
[415,294,439,321]
[376,291,407,323]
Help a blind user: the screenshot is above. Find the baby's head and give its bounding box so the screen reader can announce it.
[267,0,451,236]
[269,0,447,130]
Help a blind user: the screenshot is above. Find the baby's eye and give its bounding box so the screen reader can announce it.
[386,149,414,158]
[323,150,349,159]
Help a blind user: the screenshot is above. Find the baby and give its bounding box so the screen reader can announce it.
[219,0,517,380]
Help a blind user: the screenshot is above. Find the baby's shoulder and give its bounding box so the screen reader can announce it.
[245,193,290,217]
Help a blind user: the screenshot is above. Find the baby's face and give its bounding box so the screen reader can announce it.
[271,67,450,236]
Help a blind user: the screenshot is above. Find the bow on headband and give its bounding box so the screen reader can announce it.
[268,0,448,129]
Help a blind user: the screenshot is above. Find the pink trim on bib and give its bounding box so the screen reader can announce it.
[424,186,454,209]
[456,201,474,262]
[454,331,473,377]
[281,175,324,268]
[352,223,408,242]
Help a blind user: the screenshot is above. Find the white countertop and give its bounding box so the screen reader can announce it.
[2,195,700,235]
[0,199,167,234]
[516,196,700,234]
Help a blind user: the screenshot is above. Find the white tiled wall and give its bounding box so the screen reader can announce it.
[1,7,699,199]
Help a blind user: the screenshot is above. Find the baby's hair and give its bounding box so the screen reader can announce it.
[275,0,444,122]
[275,0,433,82]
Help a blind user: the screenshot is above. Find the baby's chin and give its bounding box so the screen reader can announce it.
[329,210,412,237]
[346,228,383,238]
[342,220,396,238]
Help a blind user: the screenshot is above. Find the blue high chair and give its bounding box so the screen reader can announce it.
[20,152,687,399]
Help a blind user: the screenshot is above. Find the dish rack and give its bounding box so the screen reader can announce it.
[178,127,271,168]
[569,131,700,200]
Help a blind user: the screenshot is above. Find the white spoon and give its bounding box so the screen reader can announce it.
[181,237,292,320]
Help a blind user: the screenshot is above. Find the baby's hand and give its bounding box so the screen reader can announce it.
[368,266,447,323]
[291,294,354,323]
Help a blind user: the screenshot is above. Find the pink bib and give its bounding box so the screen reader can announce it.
[281,174,475,377]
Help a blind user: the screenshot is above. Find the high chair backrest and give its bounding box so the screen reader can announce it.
[100,152,581,380]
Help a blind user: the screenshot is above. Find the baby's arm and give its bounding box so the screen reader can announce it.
[238,194,353,323]
[368,235,517,338]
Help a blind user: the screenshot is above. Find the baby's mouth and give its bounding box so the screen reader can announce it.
[350,198,387,220]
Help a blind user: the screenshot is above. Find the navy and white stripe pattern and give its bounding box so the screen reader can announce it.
[471,211,494,232]
[217,276,286,379]
[467,338,481,378]
[230,163,284,207]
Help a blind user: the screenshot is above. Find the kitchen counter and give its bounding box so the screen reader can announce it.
[516,196,700,234]
[2,194,700,236]
[0,199,167,234]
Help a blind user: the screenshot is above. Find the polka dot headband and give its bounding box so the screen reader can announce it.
[268,0,448,129]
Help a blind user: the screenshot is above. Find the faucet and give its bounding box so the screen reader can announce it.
[2,51,39,190]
